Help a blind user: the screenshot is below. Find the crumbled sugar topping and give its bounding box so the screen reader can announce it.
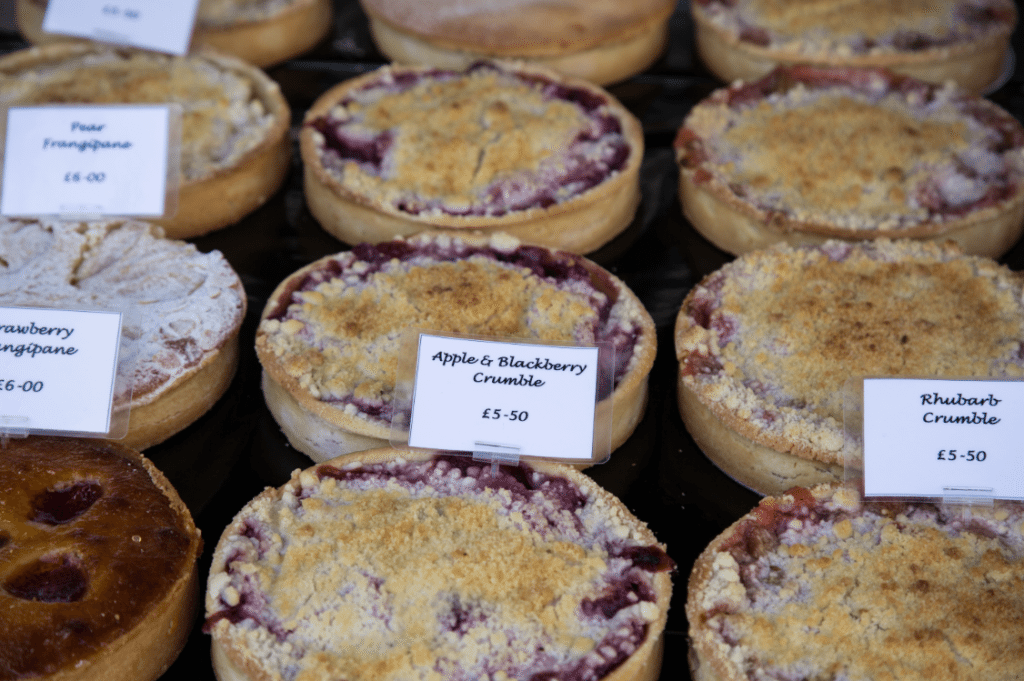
[0,50,276,181]
[0,219,244,404]
[693,484,1024,680]
[197,0,300,25]
[679,74,1024,232]
[309,63,632,217]
[694,0,1015,56]
[258,234,645,424]
[676,240,1024,464]
[206,456,670,681]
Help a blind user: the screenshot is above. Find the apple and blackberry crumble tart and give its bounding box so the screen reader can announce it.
[205,449,673,681]
[1,436,201,681]
[256,232,656,462]
[358,0,677,86]
[690,0,1017,93]
[675,65,1024,257]
[675,239,1024,496]
[299,61,644,254]
[0,44,290,239]
[687,484,1024,681]
[16,0,332,68]
[0,218,246,450]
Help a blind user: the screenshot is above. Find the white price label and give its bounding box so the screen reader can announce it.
[407,335,602,461]
[42,0,200,55]
[1,105,174,218]
[862,378,1024,500]
[0,307,122,436]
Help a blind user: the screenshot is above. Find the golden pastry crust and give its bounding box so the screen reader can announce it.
[690,0,1017,93]
[0,43,290,239]
[675,65,1024,257]
[0,436,202,681]
[0,218,246,449]
[687,484,1024,681]
[299,61,644,254]
[205,448,672,681]
[15,0,332,68]
[675,239,1024,495]
[359,0,676,85]
[256,232,656,463]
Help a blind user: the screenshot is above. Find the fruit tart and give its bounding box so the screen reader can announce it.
[256,232,656,462]
[205,448,673,681]
[687,484,1024,681]
[675,239,1024,496]
[0,43,291,239]
[675,65,1024,257]
[299,61,644,254]
[690,0,1017,93]
[0,218,246,450]
[0,436,202,681]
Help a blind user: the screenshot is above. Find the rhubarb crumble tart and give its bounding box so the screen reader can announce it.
[205,449,673,681]
[687,484,1024,681]
[299,61,644,254]
[0,218,246,450]
[674,65,1024,257]
[1,436,201,681]
[256,232,656,462]
[675,239,1024,496]
[0,44,290,239]
[16,0,332,68]
[358,0,677,86]
[690,0,1017,93]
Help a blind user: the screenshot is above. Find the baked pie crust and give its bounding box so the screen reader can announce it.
[0,43,291,239]
[15,0,333,69]
[299,61,644,254]
[675,65,1024,257]
[687,484,1024,681]
[675,239,1024,496]
[690,0,1017,93]
[205,448,673,681]
[0,218,246,450]
[358,0,677,86]
[256,232,656,463]
[0,436,202,681]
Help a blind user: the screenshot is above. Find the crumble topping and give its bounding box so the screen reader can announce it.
[676,68,1024,232]
[206,455,671,681]
[691,484,1024,680]
[258,234,647,425]
[307,62,632,218]
[676,239,1024,464]
[0,50,277,181]
[692,0,1016,56]
[0,218,245,404]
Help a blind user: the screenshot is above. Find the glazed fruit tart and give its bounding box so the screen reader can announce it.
[256,232,656,462]
[690,0,1017,93]
[358,0,677,86]
[674,65,1024,257]
[299,61,644,254]
[675,239,1024,496]
[205,449,673,681]
[0,43,291,239]
[16,0,332,68]
[687,484,1024,681]
[1,436,202,681]
[0,218,246,450]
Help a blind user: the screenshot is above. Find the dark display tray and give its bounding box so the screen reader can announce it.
[3,1,1024,679]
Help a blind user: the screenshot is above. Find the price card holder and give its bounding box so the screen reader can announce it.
[0,305,134,442]
[843,376,1024,505]
[0,104,182,221]
[41,0,201,56]
[390,330,614,466]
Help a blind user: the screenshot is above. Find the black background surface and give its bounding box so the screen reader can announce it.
[2,1,1024,679]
